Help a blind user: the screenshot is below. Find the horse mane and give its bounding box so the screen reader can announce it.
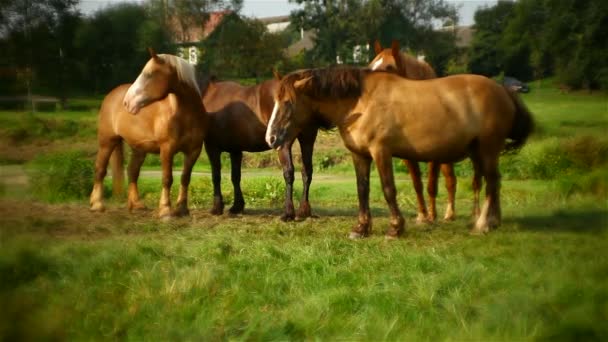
[280,66,365,100]
[158,54,201,96]
[398,53,437,80]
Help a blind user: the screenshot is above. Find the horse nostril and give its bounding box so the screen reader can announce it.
[269,135,276,145]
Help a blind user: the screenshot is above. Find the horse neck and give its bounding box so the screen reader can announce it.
[171,80,204,115]
[308,97,357,128]
[257,80,278,124]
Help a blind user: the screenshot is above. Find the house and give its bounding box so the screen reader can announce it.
[171,10,233,65]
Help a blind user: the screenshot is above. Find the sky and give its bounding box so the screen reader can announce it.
[79,0,498,26]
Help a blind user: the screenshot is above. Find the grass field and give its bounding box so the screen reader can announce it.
[0,84,607,340]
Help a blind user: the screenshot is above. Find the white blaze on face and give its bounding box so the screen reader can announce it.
[371,57,384,71]
[265,100,280,147]
[124,73,145,112]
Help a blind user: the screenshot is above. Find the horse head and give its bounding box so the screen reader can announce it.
[370,40,404,74]
[265,72,311,149]
[123,48,199,114]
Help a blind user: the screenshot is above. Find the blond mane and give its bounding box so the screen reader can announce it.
[158,54,201,96]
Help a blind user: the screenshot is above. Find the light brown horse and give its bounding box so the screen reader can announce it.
[266,67,533,238]
[89,49,208,218]
[202,76,321,220]
[370,40,457,223]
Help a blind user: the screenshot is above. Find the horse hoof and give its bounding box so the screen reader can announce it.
[172,208,189,217]
[415,215,429,225]
[128,202,147,213]
[349,232,365,240]
[90,202,105,212]
[281,213,295,222]
[210,207,224,216]
[384,234,400,241]
[469,228,487,236]
[228,206,244,215]
[158,207,172,220]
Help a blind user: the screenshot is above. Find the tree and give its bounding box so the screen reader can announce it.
[0,0,80,99]
[467,0,515,77]
[289,0,457,69]
[73,3,171,93]
[200,13,286,79]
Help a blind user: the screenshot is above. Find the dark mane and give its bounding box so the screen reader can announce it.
[281,66,366,99]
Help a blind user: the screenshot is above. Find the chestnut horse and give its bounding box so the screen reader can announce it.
[370,40,457,223]
[90,49,208,218]
[266,67,533,238]
[202,75,321,220]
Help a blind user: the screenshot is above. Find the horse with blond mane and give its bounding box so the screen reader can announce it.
[266,66,533,238]
[89,49,208,218]
[369,40,457,224]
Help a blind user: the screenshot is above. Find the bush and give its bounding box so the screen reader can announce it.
[27,151,94,202]
[500,135,608,180]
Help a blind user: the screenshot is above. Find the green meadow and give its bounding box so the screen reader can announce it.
[0,84,607,340]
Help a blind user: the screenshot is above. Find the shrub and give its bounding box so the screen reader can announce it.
[27,151,94,202]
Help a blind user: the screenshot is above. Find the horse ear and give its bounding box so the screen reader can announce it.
[374,40,383,55]
[272,69,282,80]
[391,40,404,72]
[148,47,161,62]
[293,76,312,92]
[390,40,400,57]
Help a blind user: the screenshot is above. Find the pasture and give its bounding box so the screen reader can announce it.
[0,84,607,340]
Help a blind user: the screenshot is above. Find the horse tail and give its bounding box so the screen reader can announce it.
[504,86,534,152]
[110,139,125,197]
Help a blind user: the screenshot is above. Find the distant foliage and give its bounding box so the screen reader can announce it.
[469,0,608,90]
[27,151,94,202]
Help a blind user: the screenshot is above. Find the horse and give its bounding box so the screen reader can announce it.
[369,40,457,223]
[265,66,533,238]
[202,73,322,221]
[89,49,208,219]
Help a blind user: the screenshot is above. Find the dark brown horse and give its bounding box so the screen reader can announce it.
[370,40,456,223]
[202,75,320,220]
[266,67,533,238]
[90,49,208,218]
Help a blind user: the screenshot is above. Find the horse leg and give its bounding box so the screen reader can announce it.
[173,147,201,217]
[473,156,501,234]
[127,149,147,212]
[373,149,405,239]
[90,138,119,212]
[205,144,224,215]
[158,146,174,219]
[296,129,318,219]
[470,151,484,221]
[441,163,457,221]
[427,161,441,222]
[229,151,245,214]
[405,160,428,224]
[350,153,372,239]
[277,141,295,221]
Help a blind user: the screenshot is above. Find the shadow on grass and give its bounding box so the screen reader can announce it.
[506,208,608,233]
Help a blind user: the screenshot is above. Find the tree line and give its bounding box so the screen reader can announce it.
[468,0,607,90]
[0,0,604,103]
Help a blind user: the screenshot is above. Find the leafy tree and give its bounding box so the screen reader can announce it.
[200,13,286,79]
[289,0,457,69]
[73,3,171,94]
[467,0,515,77]
[0,0,80,98]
